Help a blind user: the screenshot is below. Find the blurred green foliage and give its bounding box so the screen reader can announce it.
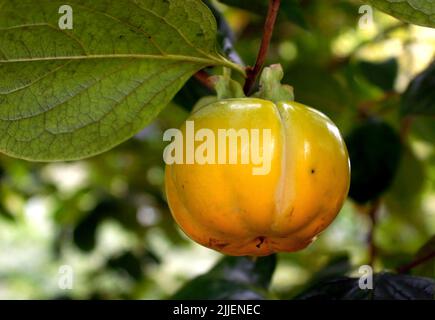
[0,0,434,299]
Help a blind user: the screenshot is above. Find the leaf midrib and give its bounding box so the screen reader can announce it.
[0,53,240,71]
[0,1,216,63]
[76,0,214,60]
[0,53,215,63]
[2,59,191,124]
[0,0,244,73]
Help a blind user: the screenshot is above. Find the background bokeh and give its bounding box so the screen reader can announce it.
[0,0,434,299]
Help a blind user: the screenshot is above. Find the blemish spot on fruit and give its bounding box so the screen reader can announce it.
[256,236,266,248]
[209,238,228,249]
[287,207,295,218]
[311,168,316,174]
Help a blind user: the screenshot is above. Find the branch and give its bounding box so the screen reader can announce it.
[357,91,399,118]
[396,251,435,274]
[194,70,214,91]
[400,115,414,142]
[243,0,281,95]
[367,199,381,267]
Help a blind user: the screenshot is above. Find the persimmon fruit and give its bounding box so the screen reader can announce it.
[165,98,350,256]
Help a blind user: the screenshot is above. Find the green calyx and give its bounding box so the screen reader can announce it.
[211,68,246,100]
[194,64,294,113]
[192,69,245,113]
[254,64,294,103]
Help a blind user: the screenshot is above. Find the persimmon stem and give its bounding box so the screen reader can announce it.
[243,0,281,96]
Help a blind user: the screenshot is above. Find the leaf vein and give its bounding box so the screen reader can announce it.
[73,2,166,56]
[0,61,71,95]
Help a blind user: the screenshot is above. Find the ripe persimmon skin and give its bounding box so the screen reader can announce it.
[165,98,350,256]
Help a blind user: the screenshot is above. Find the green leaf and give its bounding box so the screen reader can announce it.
[346,119,402,204]
[280,0,309,30]
[204,0,244,65]
[296,277,368,300]
[367,273,435,299]
[384,145,426,216]
[0,201,15,222]
[357,58,398,92]
[296,273,435,300]
[0,0,242,161]
[72,196,127,252]
[401,62,435,116]
[284,63,352,122]
[105,250,159,281]
[309,255,352,285]
[411,117,435,143]
[172,255,276,300]
[72,207,103,252]
[288,254,352,299]
[367,0,435,28]
[106,251,144,281]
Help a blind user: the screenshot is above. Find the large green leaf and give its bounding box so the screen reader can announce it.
[412,117,435,144]
[106,250,159,281]
[204,0,244,65]
[0,0,242,161]
[346,119,403,204]
[367,0,435,28]
[357,58,399,92]
[72,196,136,252]
[296,273,435,300]
[172,255,276,300]
[401,62,435,116]
[384,145,426,216]
[284,64,352,120]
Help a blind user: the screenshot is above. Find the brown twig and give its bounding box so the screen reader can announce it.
[357,91,399,118]
[399,115,414,142]
[194,70,214,91]
[243,0,281,95]
[367,199,381,267]
[396,251,435,274]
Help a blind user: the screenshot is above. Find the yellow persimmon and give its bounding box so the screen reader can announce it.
[165,98,350,256]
